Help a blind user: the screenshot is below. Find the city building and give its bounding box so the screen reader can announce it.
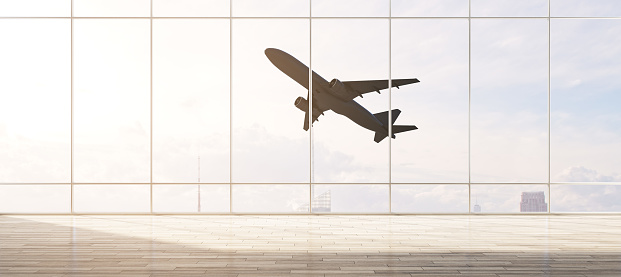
[296,190,331,212]
[520,191,548,212]
[473,203,482,213]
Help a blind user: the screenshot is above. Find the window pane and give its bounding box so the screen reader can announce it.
[232,185,309,213]
[232,19,310,183]
[391,19,468,183]
[200,185,230,212]
[391,0,468,17]
[311,19,389,183]
[312,184,388,213]
[312,0,388,17]
[153,0,230,17]
[472,0,548,17]
[73,0,150,17]
[232,0,309,17]
[471,19,548,183]
[392,185,468,213]
[0,185,70,213]
[471,184,549,213]
[153,185,199,212]
[153,184,229,213]
[153,19,230,183]
[551,20,621,183]
[73,20,150,183]
[0,19,70,183]
[0,0,70,17]
[551,0,621,17]
[551,184,621,212]
[74,185,150,213]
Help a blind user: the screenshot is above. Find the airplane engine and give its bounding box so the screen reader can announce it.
[294,96,308,112]
[329,78,348,95]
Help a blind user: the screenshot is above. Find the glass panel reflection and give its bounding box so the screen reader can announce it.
[73,19,150,183]
[153,184,230,213]
[232,0,309,17]
[232,185,309,213]
[74,185,150,213]
[232,19,310,183]
[551,19,621,183]
[312,184,388,213]
[311,19,389,183]
[0,19,70,183]
[153,0,230,17]
[471,0,548,17]
[471,184,549,213]
[73,0,150,17]
[391,19,468,183]
[0,0,69,17]
[392,185,468,213]
[6,1,621,215]
[0,185,70,213]
[470,19,548,183]
[551,0,621,17]
[312,0,388,17]
[153,19,230,183]
[551,184,621,212]
[199,185,230,212]
[391,0,468,17]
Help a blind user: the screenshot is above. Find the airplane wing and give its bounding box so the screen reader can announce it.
[342,78,419,101]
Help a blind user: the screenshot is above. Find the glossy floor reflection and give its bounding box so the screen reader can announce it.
[1,215,620,276]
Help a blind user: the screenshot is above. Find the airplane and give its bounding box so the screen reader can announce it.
[265,48,420,143]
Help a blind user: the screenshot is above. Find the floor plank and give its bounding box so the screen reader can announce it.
[0,215,620,276]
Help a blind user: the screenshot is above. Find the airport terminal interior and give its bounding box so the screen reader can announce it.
[1,0,620,275]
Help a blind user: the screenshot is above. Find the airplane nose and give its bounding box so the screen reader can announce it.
[265,48,297,70]
[265,48,277,57]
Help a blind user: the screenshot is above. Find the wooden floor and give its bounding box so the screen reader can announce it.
[1,215,620,276]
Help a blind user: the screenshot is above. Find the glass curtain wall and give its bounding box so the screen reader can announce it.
[0,0,619,214]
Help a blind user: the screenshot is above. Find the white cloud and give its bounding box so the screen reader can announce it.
[233,125,310,183]
[312,0,389,17]
[232,184,309,213]
[391,0,468,17]
[232,0,309,17]
[551,0,621,17]
[392,185,469,213]
[552,20,621,92]
[552,184,621,212]
[0,137,70,183]
[554,166,621,182]
[471,0,548,17]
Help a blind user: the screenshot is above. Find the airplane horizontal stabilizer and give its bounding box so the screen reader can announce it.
[392,125,418,134]
[373,125,417,143]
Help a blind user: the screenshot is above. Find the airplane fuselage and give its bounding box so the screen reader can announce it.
[265,48,388,136]
[312,75,387,135]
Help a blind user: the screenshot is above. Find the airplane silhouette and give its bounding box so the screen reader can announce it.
[265,48,419,143]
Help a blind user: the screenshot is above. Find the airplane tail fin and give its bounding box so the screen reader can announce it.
[373,109,401,126]
[372,109,417,143]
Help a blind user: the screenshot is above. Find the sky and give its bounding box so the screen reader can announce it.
[1,0,620,213]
